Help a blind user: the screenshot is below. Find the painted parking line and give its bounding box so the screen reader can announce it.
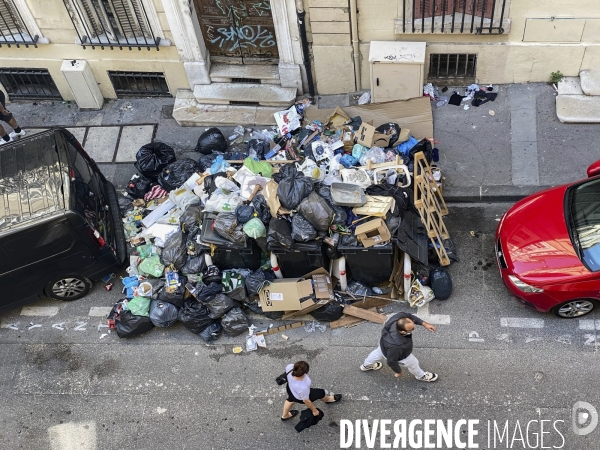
[20,306,60,316]
[579,319,600,331]
[416,303,451,325]
[500,317,544,328]
[88,307,113,317]
[48,421,97,450]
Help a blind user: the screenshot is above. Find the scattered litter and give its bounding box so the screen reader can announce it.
[232,346,243,354]
[281,334,289,340]
[489,110,495,116]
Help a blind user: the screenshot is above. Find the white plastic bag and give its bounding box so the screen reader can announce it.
[358,91,371,105]
[203,189,244,213]
[409,279,435,308]
[359,146,386,166]
[214,177,240,193]
[169,187,200,210]
[274,106,301,135]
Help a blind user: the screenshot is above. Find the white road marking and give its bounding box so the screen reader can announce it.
[88,307,113,317]
[416,303,451,325]
[0,321,19,330]
[500,317,544,328]
[28,323,42,330]
[579,319,600,331]
[48,421,97,450]
[20,306,59,316]
[52,323,66,331]
[74,322,87,331]
[468,331,484,343]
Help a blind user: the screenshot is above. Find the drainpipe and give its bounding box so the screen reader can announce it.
[349,0,361,91]
[295,0,315,97]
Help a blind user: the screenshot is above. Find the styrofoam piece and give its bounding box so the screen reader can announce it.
[352,195,395,217]
[142,199,175,227]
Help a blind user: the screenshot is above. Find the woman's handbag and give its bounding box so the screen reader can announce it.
[275,370,291,386]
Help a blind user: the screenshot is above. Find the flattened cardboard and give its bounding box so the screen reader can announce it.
[325,106,351,128]
[304,97,433,141]
[355,218,391,248]
[259,267,334,312]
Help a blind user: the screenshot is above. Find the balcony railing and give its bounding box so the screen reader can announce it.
[0,0,38,47]
[395,0,510,34]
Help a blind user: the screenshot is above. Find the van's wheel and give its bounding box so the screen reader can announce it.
[45,276,92,301]
[552,299,598,318]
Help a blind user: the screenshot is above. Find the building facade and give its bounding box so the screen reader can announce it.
[0,0,598,114]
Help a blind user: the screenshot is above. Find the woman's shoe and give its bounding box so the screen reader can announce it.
[281,410,299,421]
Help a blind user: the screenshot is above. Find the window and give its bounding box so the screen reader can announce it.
[63,0,162,49]
[108,71,170,97]
[0,68,62,100]
[0,0,38,46]
[428,53,477,82]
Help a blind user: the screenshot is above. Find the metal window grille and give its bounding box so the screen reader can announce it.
[401,0,508,34]
[108,71,170,97]
[0,68,62,100]
[62,0,161,50]
[231,78,260,84]
[428,54,477,81]
[0,0,38,47]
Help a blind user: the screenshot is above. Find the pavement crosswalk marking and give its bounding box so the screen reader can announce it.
[416,303,451,325]
[88,307,113,317]
[20,306,60,316]
[578,319,600,330]
[500,317,544,328]
[48,421,97,450]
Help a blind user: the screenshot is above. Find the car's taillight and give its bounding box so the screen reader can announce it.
[89,226,106,248]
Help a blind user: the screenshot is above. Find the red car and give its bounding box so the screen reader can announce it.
[496,160,600,318]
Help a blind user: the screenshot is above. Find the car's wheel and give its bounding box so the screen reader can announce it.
[552,299,598,318]
[45,276,92,301]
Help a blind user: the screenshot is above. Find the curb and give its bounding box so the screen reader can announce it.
[443,185,554,203]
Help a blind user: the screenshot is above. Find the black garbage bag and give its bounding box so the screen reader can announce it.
[444,238,459,262]
[199,320,222,343]
[160,231,188,270]
[202,265,222,284]
[156,282,187,308]
[408,138,433,163]
[198,153,218,173]
[178,300,213,334]
[125,174,152,199]
[195,281,223,302]
[277,165,313,210]
[116,310,154,338]
[251,194,272,226]
[297,191,334,232]
[245,269,267,297]
[181,255,206,276]
[134,142,176,181]
[309,302,344,322]
[206,293,239,319]
[272,162,295,184]
[315,185,347,225]
[214,213,247,246]
[225,285,248,303]
[235,204,255,224]
[149,299,179,327]
[346,280,374,296]
[291,213,318,242]
[180,205,203,234]
[430,268,452,300]
[203,172,228,195]
[221,307,249,336]
[158,158,202,192]
[118,194,134,216]
[375,123,401,147]
[195,127,227,155]
[247,138,269,160]
[267,218,293,249]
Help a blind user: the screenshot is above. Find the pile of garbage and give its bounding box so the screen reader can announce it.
[109,99,457,341]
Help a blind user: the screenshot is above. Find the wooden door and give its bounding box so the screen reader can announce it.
[193,0,278,64]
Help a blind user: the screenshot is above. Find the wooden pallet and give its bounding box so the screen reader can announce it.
[413,152,451,266]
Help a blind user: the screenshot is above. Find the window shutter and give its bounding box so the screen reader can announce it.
[0,0,26,35]
[105,0,151,39]
[75,0,117,40]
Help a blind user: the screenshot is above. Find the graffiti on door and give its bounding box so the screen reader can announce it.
[195,0,278,62]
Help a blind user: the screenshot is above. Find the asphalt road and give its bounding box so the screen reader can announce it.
[1,203,599,450]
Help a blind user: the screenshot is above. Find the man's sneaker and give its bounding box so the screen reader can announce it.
[9,130,26,139]
[0,137,12,145]
[360,362,383,371]
[417,372,438,382]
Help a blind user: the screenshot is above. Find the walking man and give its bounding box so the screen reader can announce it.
[0,90,26,145]
[360,311,439,382]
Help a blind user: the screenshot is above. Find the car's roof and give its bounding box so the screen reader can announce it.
[0,130,66,234]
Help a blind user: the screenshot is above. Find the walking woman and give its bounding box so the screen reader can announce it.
[281,360,342,421]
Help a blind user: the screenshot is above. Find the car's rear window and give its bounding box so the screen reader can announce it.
[568,177,600,272]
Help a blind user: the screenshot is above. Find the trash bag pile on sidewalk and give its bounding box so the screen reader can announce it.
[109,98,457,339]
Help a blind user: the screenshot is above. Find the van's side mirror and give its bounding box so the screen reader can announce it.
[587,160,600,178]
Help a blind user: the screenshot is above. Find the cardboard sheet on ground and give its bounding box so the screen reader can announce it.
[304,97,433,140]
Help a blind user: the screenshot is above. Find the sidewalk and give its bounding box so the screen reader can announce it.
[4,82,597,202]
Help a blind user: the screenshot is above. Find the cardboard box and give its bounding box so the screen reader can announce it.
[259,268,334,312]
[355,123,391,148]
[304,97,433,141]
[355,218,391,248]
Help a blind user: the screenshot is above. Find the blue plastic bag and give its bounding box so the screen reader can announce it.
[340,154,358,168]
[211,155,230,174]
[395,136,419,157]
[122,276,139,299]
[351,144,368,160]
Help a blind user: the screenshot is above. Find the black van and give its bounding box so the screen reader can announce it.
[0,128,127,314]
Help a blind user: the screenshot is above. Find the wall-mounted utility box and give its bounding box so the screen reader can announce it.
[60,60,103,110]
[369,41,426,103]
